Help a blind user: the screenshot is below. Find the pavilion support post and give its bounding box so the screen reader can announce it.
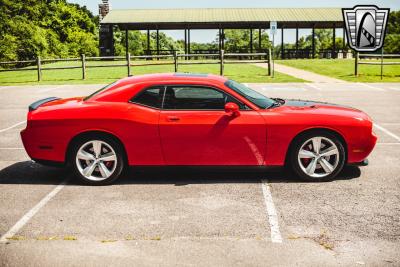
[258,27,262,59]
[312,25,315,59]
[267,48,272,76]
[221,28,225,50]
[250,28,253,54]
[281,27,284,59]
[110,25,115,56]
[218,29,220,51]
[343,27,346,52]
[147,29,150,56]
[250,28,253,60]
[218,28,222,52]
[125,29,129,60]
[184,28,187,60]
[332,24,336,58]
[156,29,160,59]
[188,28,191,60]
[295,26,299,59]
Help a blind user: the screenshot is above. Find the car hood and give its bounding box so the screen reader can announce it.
[283,99,360,111]
[265,99,372,122]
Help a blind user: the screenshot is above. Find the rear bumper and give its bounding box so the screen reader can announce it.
[20,128,65,164]
[32,158,65,167]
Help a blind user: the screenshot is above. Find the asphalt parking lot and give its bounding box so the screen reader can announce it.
[0,82,399,266]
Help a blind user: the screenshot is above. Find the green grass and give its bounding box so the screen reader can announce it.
[277,59,400,82]
[0,60,305,85]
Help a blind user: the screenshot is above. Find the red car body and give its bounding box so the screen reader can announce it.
[21,73,377,168]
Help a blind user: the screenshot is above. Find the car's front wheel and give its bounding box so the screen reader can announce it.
[70,136,125,185]
[290,131,345,182]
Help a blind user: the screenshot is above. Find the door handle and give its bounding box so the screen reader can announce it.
[167,116,180,122]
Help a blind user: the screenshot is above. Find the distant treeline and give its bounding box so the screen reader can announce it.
[0,1,399,62]
[113,29,272,56]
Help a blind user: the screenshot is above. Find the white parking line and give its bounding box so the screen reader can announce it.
[360,83,386,91]
[379,122,400,125]
[261,86,306,92]
[0,121,26,133]
[374,123,400,142]
[0,179,68,243]
[260,179,282,243]
[305,83,322,91]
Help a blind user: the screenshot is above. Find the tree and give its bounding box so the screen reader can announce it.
[0,0,99,62]
[384,34,400,54]
[113,30,185,56]
[387,10,400,34]
[384,11,400,53]
[216,29,271,52]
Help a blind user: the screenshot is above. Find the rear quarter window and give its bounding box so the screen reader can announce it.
[130,87,163,109]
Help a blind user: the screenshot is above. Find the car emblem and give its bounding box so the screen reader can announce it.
[342,5,390,52]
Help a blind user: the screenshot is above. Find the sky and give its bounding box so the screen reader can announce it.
[68,0,400,44]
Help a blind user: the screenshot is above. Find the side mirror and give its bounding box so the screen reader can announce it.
[224,102,240,117]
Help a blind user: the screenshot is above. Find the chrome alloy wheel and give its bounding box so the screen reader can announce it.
[75,140,117,181]
[297,136,340,178]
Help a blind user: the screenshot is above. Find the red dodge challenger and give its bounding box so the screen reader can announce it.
[21,73,377,185]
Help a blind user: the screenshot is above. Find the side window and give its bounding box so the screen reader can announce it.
[130,87,163,109]
[163,86,245,110]
[174,87,223,99]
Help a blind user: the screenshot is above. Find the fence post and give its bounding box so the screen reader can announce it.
[354,52,359,76]
[127,52,131,77]
[267,49,272,76]
[220,49,224,76]
[174,51,178,72]
[81,54,86,80]
[37,56,42,82]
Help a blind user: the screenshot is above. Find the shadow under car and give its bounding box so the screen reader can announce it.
[0,161,361,186]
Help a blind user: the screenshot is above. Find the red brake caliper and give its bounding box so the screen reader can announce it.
[301,144,312,166]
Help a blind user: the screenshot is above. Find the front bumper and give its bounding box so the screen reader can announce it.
[348,130,377,164]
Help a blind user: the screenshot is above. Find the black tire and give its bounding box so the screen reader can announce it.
[69,134,125,185]
[289,131,346,182]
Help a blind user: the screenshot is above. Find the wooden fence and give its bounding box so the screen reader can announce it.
[355,52,400,79]
[0,50,271,82]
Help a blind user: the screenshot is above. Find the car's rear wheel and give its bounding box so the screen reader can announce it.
[70,136,124,185]
[290,131,345,182]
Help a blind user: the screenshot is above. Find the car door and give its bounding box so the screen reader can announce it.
[127,86,164,165]
[159,85,266,165]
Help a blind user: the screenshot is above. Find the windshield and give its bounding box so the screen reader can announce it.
[224,80,276,109]
[84,81,117,100]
